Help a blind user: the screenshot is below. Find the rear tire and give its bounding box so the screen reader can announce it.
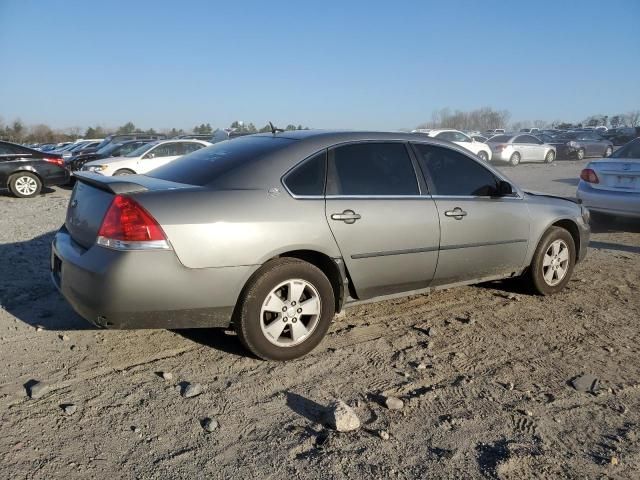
[234,258,335,361]
[477,151,489,162]
[576,148,585,160]
[9,172,42,198]
[526,227,575,295]
[509,152,521,166]
[113,169,135,176]
[544,150,555,163]
[604,146,613,157]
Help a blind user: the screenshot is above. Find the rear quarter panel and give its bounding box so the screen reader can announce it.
[135,189,341,269]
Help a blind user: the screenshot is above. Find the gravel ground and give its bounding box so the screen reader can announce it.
[1,158,639,479]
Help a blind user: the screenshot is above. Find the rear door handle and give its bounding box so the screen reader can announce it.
[444,207,467,219]
[331,210,361,224]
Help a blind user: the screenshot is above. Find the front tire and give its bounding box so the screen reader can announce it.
[234,258,335,361]
[576,148,585,160]
[604,146,613,157]
[527,227,575,295]
[477,151,489,162]
[9,172,42,198]
[509,152,521,166]
[114,169,135,176]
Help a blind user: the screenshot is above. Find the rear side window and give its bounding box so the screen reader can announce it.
[489,135,512,143]
[148,136,295,186]
[327,142,418,196]
[284,151,326,196]
[413,144,499,196]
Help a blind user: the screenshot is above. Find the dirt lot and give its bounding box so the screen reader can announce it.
[1,158,639,479]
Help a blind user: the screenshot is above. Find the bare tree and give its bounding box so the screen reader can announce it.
[626,110,640,127]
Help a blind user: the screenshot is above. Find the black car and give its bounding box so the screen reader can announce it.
[66,140,152,173]
[93,132,167,152]
[0,141,69,198]
[548,131,614,160]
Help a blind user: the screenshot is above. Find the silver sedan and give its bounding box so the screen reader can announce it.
[52,131,589,360]
[577,138,640,219]
[487,133,557,166]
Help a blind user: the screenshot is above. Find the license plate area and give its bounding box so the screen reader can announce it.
[615,175,637,189]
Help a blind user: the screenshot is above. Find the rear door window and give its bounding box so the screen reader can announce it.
[413,143,500,196]
[283,151,326,196]
[326,142,419,196]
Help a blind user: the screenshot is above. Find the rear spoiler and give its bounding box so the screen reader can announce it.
[74,172,149,194]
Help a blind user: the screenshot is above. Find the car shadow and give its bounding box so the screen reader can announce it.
[589,241,640,255]
[173,328,251,358]
[0,230,92,330]
[590,217,640,234]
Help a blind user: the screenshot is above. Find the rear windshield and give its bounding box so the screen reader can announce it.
[610,138,640,159]
[147,136,294,186]
[488,135,512,142]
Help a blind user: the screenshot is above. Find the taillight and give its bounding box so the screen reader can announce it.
[97,195,170,250]
[494,144,506,151]
[580,168,599,184]
[43,157,64,167]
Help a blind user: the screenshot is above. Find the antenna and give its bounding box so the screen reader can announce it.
[269,122,284,135]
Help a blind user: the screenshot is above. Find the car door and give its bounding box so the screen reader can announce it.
[529,135,546,162]
[512,135,532,160]
[411,143,530,285]
[137,142,181,173]
[325,141,440,299]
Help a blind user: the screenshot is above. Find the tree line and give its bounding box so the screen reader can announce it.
[0,118,310,144]
[415,107,640,132]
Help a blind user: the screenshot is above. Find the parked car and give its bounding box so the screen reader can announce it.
[67,140,153,174]
[210,128,252,143]
[52,131,590,360]
[423,129,492,161]
[0,140,69,198]
[176,134,213,140]
[548,131,614,160]
[487,134,556,166]
[471,135,488,143]
[82,139,211,176]
[519,128,540,135]
[577,138,640,219]
[60,140,103,159]
[484,129,505,137]
[93,132,167,152]
[603,127,640,146]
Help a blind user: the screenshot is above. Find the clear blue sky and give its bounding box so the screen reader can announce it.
[1,0,639,131]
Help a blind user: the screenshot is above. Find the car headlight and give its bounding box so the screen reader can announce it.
[567,141,578,148]
[84,165,106,172]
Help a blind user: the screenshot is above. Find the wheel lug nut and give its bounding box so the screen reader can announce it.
[297,308,302,313]
[291,301,296,306]
[283,317,287,322]
[292,318,297,323]
[282,306,287,312]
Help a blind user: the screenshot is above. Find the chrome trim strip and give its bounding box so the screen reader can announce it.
[439,239,527,251]
[326,195,429,199]
[351,246,438,259]
[96,236,171,251]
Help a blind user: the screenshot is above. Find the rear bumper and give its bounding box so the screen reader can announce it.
[51,226,258,329]
[577,182,640,219]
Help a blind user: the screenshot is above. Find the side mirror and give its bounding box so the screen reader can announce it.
[144,152,155,159]
[497,180,513,196]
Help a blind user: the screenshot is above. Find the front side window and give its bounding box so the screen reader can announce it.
[413,144,500,197]
[327,142,419,196]
[283,151,326,196]
[181,142,206,154]
[452,131,471,142]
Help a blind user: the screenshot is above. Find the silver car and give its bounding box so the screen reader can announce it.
[487,134,557,166]
[577,138,640,219]
[51,131,590,360]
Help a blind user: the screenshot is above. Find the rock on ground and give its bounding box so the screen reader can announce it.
[323,400,361,432]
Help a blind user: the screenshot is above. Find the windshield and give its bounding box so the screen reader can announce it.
[126,141,157,157]
[610,138,640,159]
[147,136,294,186]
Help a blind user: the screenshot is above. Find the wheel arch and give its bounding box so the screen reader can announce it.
[530,218,581,264]
[8,168,43,186]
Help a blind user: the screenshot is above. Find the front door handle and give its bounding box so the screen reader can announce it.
[444,207,467,220]
[331,210,361,224]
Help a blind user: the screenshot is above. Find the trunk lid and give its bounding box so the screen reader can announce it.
[588,159,640,192]
[65,173,191,249]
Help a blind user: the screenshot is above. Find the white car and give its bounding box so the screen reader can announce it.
[425,129,492,161]
[82,139,211,176]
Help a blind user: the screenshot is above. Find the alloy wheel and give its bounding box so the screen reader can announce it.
[542,239,569,286]
[15,176,38,196]
[260,279,321,347]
